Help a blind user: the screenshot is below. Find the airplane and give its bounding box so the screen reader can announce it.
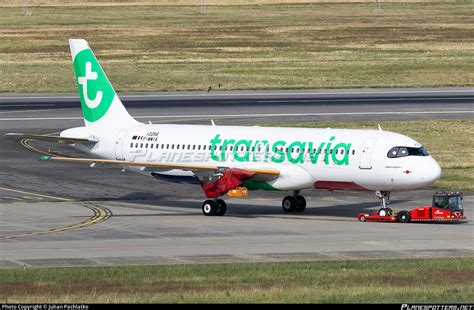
[6,39,442,216]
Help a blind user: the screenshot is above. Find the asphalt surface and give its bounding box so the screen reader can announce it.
[1,87,473,130]
[0,88,473,267]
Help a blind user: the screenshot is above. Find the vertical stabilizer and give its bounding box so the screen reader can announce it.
[69,39,139,128]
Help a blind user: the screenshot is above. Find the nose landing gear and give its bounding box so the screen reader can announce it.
[376,191,392,216]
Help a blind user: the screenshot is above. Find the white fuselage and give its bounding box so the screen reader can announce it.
[64,123,442,193]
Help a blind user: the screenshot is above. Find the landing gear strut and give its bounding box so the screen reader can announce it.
[376,191,392,216]
[202,199,227,216]
[282,191,306,213]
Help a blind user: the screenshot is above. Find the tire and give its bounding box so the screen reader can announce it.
[202,199,218,216]
[359,215,366,222]
[378,208,388,216]
[385,208,393,215]
[215,199,227,216]
[282,196,297,213]
[294,195,306,212]
[398,211,411,223]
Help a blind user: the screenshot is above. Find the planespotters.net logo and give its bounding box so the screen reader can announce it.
[402,305,473,310]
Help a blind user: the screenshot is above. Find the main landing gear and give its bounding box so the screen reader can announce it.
[376,190,392,216]
[282,191,306,213]
[202,199,227,216]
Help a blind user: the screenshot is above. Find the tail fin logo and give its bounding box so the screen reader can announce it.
[78,62,103,109]
[73,49,115,123]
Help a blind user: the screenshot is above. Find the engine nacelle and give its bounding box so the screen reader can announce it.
[267,164,313,191]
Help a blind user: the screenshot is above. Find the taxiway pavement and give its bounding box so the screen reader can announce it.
[1,88,472,267]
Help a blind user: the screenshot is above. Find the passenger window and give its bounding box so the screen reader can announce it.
[352,150,355,155]
[130,143,133,148]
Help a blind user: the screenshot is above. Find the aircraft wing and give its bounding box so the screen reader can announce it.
[38,156,280,181]
[5,133,98,145]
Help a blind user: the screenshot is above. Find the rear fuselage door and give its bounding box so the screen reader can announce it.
[359,137,377,169]
[115,130,128,160]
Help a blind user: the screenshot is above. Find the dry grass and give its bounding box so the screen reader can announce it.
[1,258,473,303]
[0,2,473,92]
[2,0,454,7]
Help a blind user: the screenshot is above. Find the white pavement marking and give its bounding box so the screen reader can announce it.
[1,88,473,101]
[258,96,474,103]
[0,110,473,121]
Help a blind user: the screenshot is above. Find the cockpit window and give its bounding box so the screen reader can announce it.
[387,146,429,158]
[397,147,408,157]
[388,147,399,158]
[408,146,429,156]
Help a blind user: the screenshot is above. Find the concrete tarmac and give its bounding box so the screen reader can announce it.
[0,89,473,267]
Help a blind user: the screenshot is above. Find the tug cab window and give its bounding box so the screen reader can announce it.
[387,146,429,158]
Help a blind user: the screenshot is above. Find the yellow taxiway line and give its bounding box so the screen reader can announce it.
[0,186,73,202]
[0,203,112,241]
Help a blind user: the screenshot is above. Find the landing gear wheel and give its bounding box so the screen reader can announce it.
[202,200,218,216]
[282,196,297,213]
[378,208,387,216]
[215,199,227,216]
[398,211,411,223]
[294,195,306,212]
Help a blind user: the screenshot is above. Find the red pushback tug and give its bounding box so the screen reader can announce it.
[358,192,466,223]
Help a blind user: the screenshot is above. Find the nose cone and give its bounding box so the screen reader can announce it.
[422,157,442,186]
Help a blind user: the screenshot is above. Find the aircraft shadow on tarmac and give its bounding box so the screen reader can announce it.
[103,192,409,219]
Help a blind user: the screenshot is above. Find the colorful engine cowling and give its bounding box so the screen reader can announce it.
[201,168,256,198]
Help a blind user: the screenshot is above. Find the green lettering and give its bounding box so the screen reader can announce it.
[271,141,286,163]
[221,139,235,161]
[233,139,252,162]
[251,140,260,162]
[332,142,352,166]
[325,136,335,165]
[308,142,325,164]
[210,134,222,161]
[287,141,306,164]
